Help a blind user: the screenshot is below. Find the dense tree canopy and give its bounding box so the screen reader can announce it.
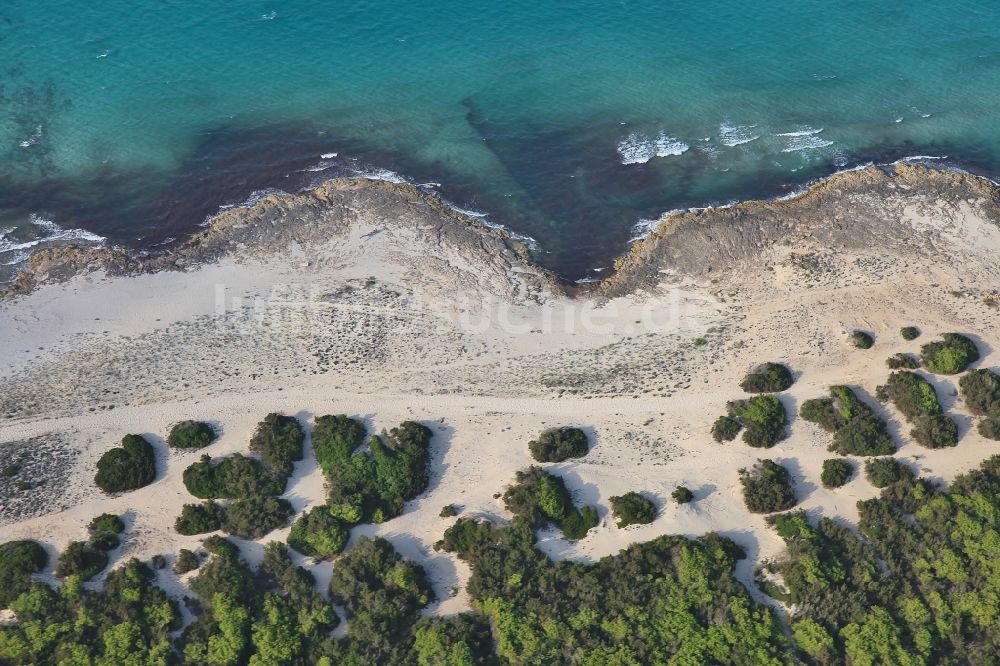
[0,541,47,609]
[183,453,286,499]
[876,371,959,448]
[820,459,853,488]
[287,505,350,560]
[959,368,1000,416]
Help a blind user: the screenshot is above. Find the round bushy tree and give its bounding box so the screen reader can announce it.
[739,363,794,393]
[820,459,853,488]
[609,492,656,528]
[864,458,914,488]
[900,326,920,341]
[739,460,797,513]
[959,369,1000,416]
[921,333,980,374]
[89,513,125,534]
[528,427,589,463]
[288,505,350,560]
[94,434,157,494]
[980,413,1000,441]
[0,540,48,608]
[886,353,919,370]
[911,414,959,449]
[712,415,742,442]
[672,486,694,504]
[850,331,874,349]
[167,421,217,449]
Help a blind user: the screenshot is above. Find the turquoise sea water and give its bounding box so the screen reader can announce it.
[2,1,1000,280]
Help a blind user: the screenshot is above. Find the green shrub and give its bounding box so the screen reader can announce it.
[91,532,120,551]
[959,368,1000,416]
[174,549,200,574]
[528,427,589,462]
[287,505,350,560]
[1,464,17,477]
[876,371,942,420]
[672,486,694,503]
[167,420,217,449]
[980,413,1000,440]
[249,413,305,477]
[850,331,874,349]
[609,491,657,527]
[739,460,797,513]
[920,333,980,374]
[886,353,919,370]
[94,434,157,494]
[900,326,920,341]
[439,504,459,518]
[802,386,895,456]
[55,541,109,581]
[175,501,225,535]
[0,540,48,608]
[864,458,914,488]
[89,513,125,534]
[712,415,742,442]
[820,459,853,488]
[201,535,239,559]
[222,497,294,540]
[727,395,788,448]
[503,467,599,540]
[739,362,794,393]
[312,414,367,477]
[150,554,167,570]
[182,453,285,499]
[911,414,959,449]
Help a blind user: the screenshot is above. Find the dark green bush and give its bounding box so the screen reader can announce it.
[175,501,225,535]
[727,395,788,448]
[900,326,920,341]
[439,504,459,518]
[820,459,853,488]
[222,497,294,540]
[739,362,794,393]
[864,457,914,488]
[1,464,17,477]
[980,413,1000,440]
[503,467,599,540]
[911,414,959,449]
[89,513,125,534]
[201,535,240,559]
[94,434,157,494]
[886,353,919,370]
[287,505,350,559]
[739,460,797,514]
[959,368,1000,416]
[850,331,874,349]
[802,386,895,456]
[711,415,742,442]
[55,541,109,581]
[174,549,200,574]
[312,414,367,477]
[920,333,980,374]
[182,453,285,499]
[150,554,167,570]
[528,427,589,462]
[876,371,942,420]
[672,486,694,503]
[0,540,47,608]
[609,491,656,527]
[91,532,120,552]
[249,413,305,477]
[167,420,217,449]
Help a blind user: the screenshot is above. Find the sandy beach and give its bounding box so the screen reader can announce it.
[1,163,998,622]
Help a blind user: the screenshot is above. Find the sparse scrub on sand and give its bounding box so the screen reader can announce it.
[900,326,920,341]
[864,457,914,488]
[287,505,350,560]
[739,362,794,393]
[167,420,217,449]
[503,466,599,540]
[528,426,589,462]
[886,353,919,370]
[800,386,895,456]
[94,434,157,494]
[55,541,109,581]
[439,504,459,518]
[820,459,853,488]
[959,368,1000,415]
[725,395,788,448]
[249,413,305,477]
[920,333,980,374]
[739,460,797,514]
[672,486,694,503]
[850,331,874,349]
[313,416,433,525]
[609,491,656,527]
[182,453,285,499]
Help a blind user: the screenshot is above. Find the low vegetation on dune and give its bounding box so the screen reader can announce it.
[672,485,694,503]
[886,352,919,370]
[850,331,874,349]
[864,457,914,489]
[528,426,590,463]
[503,467,599,540]
[249,413,304,477]
[167,420,217,449]
[920,332,979,374]
[739,459,797,514]
[801,385,895,456]
[820,458,853,488]
[723,395,788,448]
[900,326,920,341]
[959,368,1000,416]
[877,370,959,448]
[739,362,794,393]
[94,434,157,494]
[55,541,110,581]
[609,491,656,527]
